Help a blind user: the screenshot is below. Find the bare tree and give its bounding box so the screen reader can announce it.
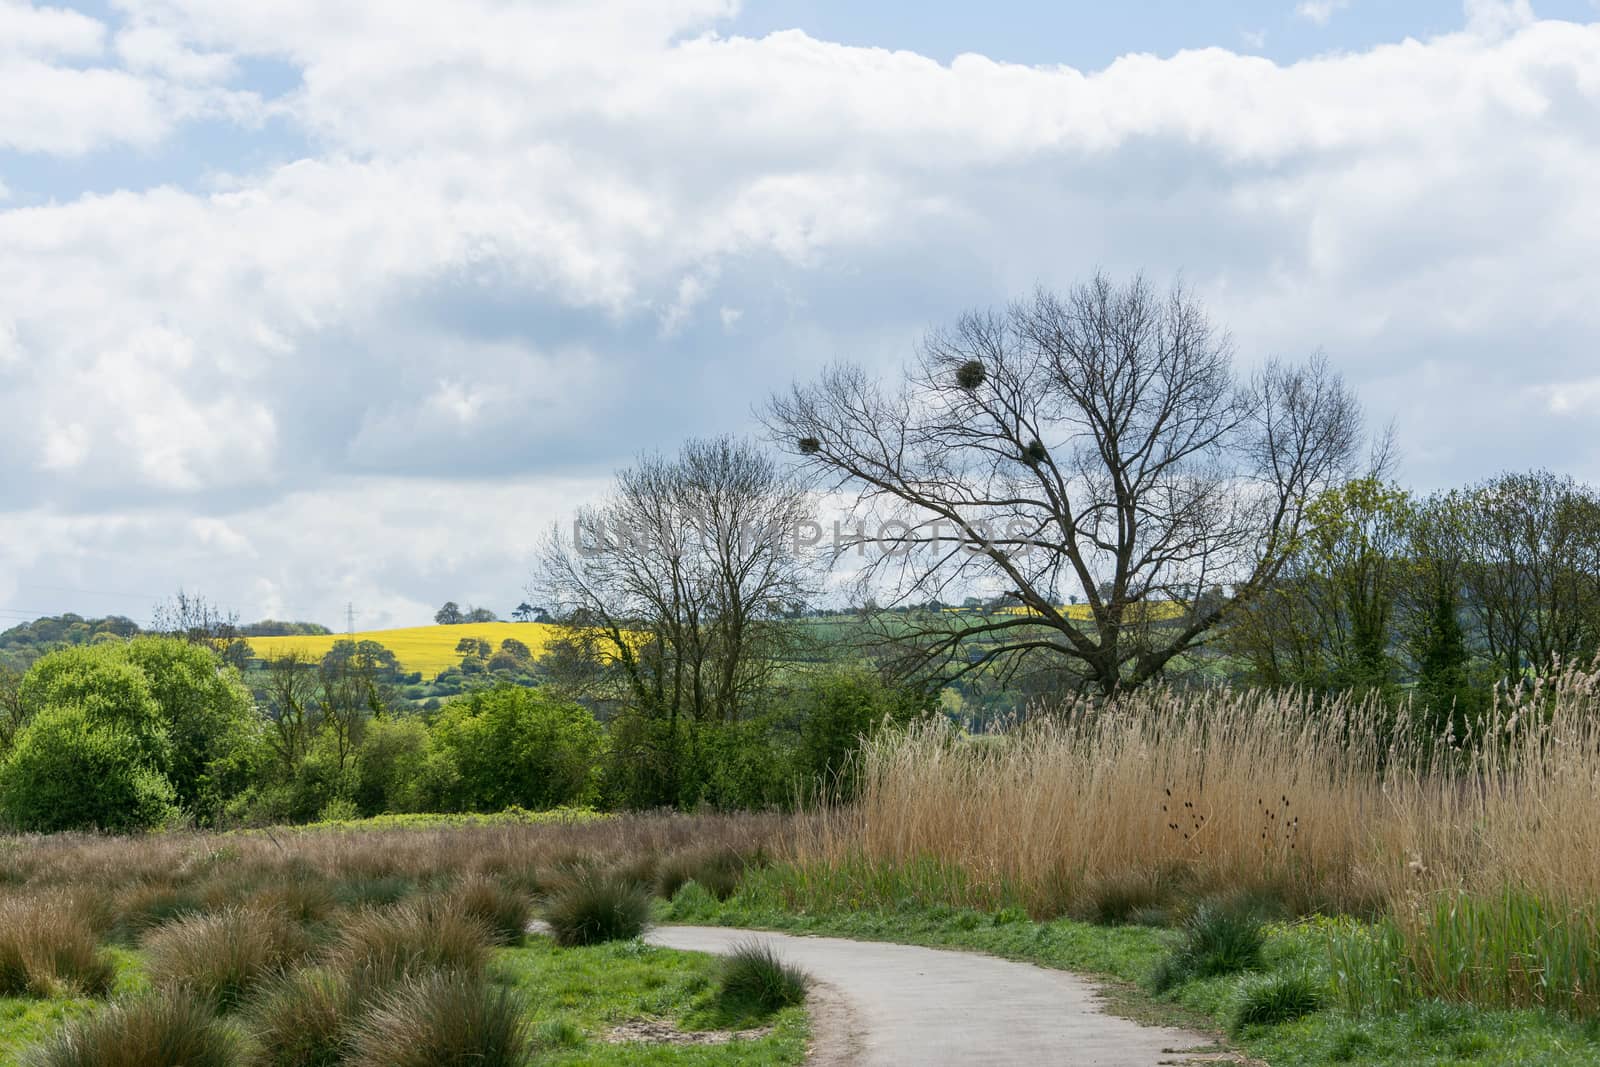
[151,590,251,670]
[539,436,814,722]
[535,436,815,804]
[764,274,1362,695]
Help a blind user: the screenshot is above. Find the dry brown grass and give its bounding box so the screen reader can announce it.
[0,811,790,1063]
[0,811,786,897]
[143,905,311,1009]
[0,894,114,997]
[791,671,1600,917]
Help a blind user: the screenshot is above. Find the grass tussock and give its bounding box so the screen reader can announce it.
[1149,903,1265,993]
[325,900,492,985]
[0,896,114,998]
[442,873,531,945]
[24,990,244,1067]
[543,872,652,947]
[143,905,310,1010]
[245,966,353,1067]
[717,941,811,1017]
[1231,971,1324,1033]
[345,971,533,1067]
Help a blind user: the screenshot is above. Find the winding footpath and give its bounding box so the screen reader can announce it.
[645,926,1224,1067]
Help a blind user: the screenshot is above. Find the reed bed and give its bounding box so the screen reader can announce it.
[791,671,1600,920]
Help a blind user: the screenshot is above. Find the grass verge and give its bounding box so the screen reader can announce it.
[667,866,1600,1066]
[492,938,808,1066]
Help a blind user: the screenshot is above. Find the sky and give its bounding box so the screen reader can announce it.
[1,0,1598,630]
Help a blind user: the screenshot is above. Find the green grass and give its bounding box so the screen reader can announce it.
[667,865,1600,1066]
[0,950,148,1067]
[491,938,808,1065]
[1,935,804,1067]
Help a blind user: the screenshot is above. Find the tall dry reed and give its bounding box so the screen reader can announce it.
[791,671,1600,918]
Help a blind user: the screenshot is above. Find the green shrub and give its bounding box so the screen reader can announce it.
[1411,999,1474,1038]
[0,705,176,832]
[346,972,533,1067]
[326,902,492,986]
[144,906,310,1010]
[316,797,360,823]
[123,637,258,822]
[427,686,602,813]
[24,990,244,1067]
[16,645,170,767]
[543,873,651,947]
[793,671,928,801]
[717,941,810,1017]
[351,717,434,816]
[654,851,698,900]
[1149,903,1265,993]
[0,897,114,997]
[665,880,720,922]
[1231,972,1324,1032]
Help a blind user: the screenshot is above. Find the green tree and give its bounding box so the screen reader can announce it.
[1453,471,1600,687]
[0,705,177,832]
[1227,478,1412,699]
[353,716,439,815]
[17,645,171,770]
[795,670,928,800]
[428,686,602,812]
[1401,494,1485,742]
[123,637,258,821]
[0,664,22,753]
[15,640,257,823]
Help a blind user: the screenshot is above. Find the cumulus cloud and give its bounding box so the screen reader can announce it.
[1296,1,1351,27]
[1,0,1598,623]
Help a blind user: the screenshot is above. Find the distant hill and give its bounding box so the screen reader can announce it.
[0,614,142,671]
[248,622,560,680]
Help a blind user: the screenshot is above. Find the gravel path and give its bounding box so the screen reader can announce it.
[645,925,1223,1067]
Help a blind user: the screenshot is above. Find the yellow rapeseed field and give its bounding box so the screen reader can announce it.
[248,622,561,680]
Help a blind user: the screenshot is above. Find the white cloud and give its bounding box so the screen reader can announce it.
[0,59,170,153]
[1531,377,1600,416]
[3,1,1600,621]
[1464,0,1535,38]
[114,24,236,83]
[0,0,105,59]
[1296,1,1350,27]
